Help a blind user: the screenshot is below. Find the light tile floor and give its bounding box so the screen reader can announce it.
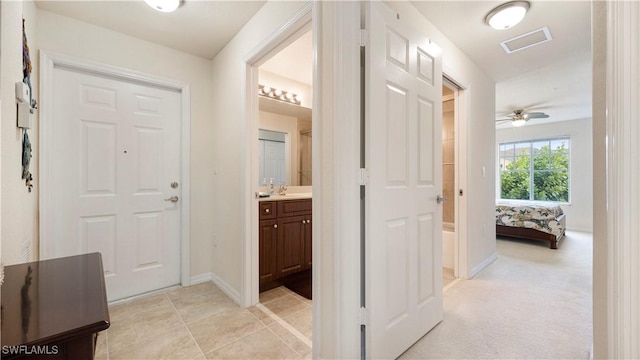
[96,283,312,360]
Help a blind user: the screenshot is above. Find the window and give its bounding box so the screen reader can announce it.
[499,137,570,202]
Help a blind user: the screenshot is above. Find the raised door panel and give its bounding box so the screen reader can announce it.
[259,219,278,287]
[277,199,312,217]
[276,215,306,277]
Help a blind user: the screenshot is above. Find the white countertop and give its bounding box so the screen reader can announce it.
[257,192,312,202]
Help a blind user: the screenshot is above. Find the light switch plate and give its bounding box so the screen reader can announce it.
[17,102,32,128]
[15,82,30,103]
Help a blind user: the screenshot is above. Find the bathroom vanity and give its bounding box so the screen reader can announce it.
[258,196,312,292]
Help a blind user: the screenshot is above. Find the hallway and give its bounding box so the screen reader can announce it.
[401,231,593,359]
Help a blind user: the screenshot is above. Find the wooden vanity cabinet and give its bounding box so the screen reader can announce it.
[259,199,312,291]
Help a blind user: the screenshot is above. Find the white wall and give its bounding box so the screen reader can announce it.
[592,1,607,357]
[496,118,593,232]
[209,1,307,294]
[35,9,213,276]
[389,2,498,277]
[1,0,38,265]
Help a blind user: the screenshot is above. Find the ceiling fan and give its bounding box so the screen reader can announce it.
[496,109,549,127]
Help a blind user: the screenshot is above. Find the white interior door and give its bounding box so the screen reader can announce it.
[46,65,182,301]
[366,2,443,358]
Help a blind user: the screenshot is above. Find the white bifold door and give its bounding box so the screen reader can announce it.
[365,1,444,358]
[44,64,182,301]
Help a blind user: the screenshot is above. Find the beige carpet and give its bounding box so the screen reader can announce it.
[400,231,593,360]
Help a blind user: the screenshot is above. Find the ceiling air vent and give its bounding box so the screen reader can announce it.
[501,27,552,54]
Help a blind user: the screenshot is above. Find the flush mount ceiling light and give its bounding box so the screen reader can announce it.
[485,1,530,30]
[511,117,527,127]
[145,0,181,13]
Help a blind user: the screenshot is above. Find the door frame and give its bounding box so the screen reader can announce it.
[240,3,312,307]
[39,51,192,288]
[442,69,471,279]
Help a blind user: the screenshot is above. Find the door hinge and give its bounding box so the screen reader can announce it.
[360,307,370,326]
[359,168,369,186]
[360,29,368,47]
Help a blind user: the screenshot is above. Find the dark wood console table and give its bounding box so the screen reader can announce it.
[1,253,110,359]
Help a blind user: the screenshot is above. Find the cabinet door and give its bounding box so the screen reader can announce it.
[259,219,278,287]
[303,217,312,269]
[276,215,306,277]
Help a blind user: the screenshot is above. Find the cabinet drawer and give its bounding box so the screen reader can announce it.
[277,199,312,217]
[259,201,277,220]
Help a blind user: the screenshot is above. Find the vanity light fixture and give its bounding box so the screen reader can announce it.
[144,0,181,13]
[485,1,530,30]
[258,84,302,105]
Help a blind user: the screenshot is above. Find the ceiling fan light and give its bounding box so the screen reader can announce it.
[485,1,530,30]
[512,118,527,127]
[144,0,181,13]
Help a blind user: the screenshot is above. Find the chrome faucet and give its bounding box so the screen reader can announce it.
[278,184,288,195]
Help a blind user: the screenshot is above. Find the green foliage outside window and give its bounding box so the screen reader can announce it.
[500,139,569,202]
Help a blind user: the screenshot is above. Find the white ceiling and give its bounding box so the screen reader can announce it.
[411,1,592,126]
[35,1,592,126]
[35,0,266,60]
[261,30,313,87]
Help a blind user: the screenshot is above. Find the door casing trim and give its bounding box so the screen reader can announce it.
[240,2,312,308]
[39,51,191,288]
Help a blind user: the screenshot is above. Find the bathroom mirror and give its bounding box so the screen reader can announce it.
[258,97,312,186]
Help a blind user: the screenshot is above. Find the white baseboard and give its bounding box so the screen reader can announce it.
[189,272,213,285]
[469,252,497,278]
[191,272,242,305]
[565,227,594,233]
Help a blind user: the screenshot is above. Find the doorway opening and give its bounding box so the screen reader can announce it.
[256,27,313,300]
[441,74,467,286]
[242,6,314,354]
[442,81,457,287]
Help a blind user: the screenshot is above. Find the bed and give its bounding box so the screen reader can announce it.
[495,201,566,249]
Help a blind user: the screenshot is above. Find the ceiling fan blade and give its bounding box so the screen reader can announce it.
[496,119,512,123]
[525,112,549,119]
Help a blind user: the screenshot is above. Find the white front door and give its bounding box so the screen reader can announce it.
[366,2,444,358]
[46,65,182,301]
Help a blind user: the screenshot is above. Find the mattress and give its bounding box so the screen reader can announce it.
[496,201,565,238]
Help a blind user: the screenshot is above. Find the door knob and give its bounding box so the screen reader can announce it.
[164,195,179,203]
[436,194,446,204]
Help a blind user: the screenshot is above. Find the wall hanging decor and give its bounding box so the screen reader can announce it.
[21,18,36,192]
[22,131,33,192]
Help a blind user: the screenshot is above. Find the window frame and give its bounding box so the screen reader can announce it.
[498,136,571,203]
